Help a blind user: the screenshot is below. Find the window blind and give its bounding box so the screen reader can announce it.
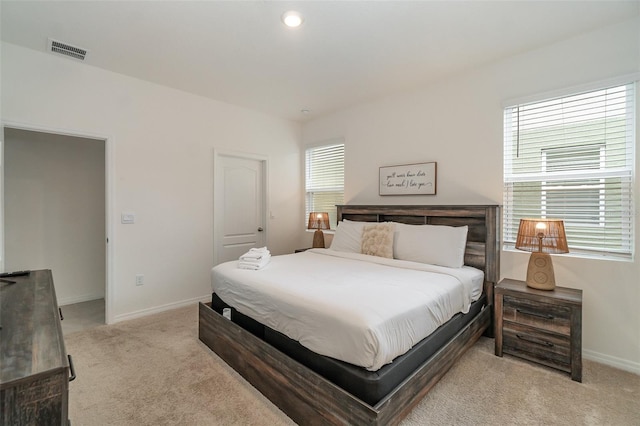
[305,143,345,229]
[503,83,635,259]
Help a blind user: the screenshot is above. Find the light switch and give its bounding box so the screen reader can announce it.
[121,212,136,224]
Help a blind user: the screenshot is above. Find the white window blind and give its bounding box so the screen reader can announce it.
[503,82,635,259]
[305,143,344,229]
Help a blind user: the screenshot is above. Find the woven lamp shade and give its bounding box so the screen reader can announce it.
[515,219,569,254]
[307,212,330,231]
[515,219,569,291]
[308,212,330,248]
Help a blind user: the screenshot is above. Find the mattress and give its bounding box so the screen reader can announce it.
[211,248,484,371]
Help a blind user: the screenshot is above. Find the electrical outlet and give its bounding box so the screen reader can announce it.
[135,274,144,286]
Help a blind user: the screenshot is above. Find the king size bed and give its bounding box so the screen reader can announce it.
[199,204,500,425]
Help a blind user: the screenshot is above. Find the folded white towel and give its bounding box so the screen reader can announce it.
[239,247,271,261]
[239,254,271,264]
[238,255,271,270]
[240,253,267,260]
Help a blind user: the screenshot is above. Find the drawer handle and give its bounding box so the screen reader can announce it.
[59,307,64,321]
[68,354,77,382]
[516,333,554,347]
[516,308,554,320]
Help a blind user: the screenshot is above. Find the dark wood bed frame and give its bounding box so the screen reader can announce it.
[199,205,500,425]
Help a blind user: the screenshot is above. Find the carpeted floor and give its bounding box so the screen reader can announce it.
[65,304,640,425]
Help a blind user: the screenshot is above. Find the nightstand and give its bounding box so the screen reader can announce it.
[495,278,582,382]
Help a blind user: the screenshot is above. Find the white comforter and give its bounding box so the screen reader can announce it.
[211,249,484,371]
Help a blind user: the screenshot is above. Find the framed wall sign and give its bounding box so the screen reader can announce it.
[379,162,437,195]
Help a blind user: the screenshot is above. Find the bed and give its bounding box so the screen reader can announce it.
[199,204,500,425]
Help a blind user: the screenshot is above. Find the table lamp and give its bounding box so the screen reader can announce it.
[308,212,330,248]
[515,218,569,290]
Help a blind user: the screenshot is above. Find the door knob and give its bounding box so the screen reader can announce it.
[258,227,264,232]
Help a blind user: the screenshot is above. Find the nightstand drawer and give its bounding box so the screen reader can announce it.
[503,322,570,365]
[503,295,571,335]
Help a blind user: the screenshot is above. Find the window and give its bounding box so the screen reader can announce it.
[305,142,344,229]
[503,83,635,259]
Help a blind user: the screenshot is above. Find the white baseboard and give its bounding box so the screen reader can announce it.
[111,294,211,324]
[58,293,105,307]
[584,349,640,375]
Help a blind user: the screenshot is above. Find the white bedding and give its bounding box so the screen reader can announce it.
[211,249,484,371]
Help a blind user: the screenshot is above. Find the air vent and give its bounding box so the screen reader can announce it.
[47,38,88,61]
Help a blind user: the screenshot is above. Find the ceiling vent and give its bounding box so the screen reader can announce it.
[47,38,88,61]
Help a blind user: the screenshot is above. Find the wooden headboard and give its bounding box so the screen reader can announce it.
[337,205,501,304]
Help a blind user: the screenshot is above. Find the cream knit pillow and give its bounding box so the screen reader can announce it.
[361,223,395,258]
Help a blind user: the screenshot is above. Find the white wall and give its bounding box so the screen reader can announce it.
[1,41,302,322]
[4,128,106,305]
[302,17,640,372]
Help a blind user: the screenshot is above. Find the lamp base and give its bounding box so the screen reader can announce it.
[526,252,556,290]
[312,229,325,248]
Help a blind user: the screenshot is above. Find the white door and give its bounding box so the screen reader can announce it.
[214,153,266,265]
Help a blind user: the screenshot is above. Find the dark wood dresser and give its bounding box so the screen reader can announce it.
[1,269,73,425]
[495,278,582,382]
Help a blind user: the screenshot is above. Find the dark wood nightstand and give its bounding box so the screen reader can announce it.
[495,278,582,382]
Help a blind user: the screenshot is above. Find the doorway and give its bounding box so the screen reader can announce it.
[213,150,268,265]
[1,126,110,327]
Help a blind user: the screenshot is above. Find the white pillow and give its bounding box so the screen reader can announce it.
[393,223,468,268]
[329,219,369,253]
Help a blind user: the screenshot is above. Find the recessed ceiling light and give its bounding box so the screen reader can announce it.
[282,11,304,28]
[301,109,311,114]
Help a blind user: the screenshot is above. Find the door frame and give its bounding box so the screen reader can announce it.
[213,149,269,266]
[1,120,115,324]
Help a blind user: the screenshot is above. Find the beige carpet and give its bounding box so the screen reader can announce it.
[65,304,640,425]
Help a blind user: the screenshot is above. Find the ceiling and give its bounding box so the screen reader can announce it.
[1,1,638,122]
